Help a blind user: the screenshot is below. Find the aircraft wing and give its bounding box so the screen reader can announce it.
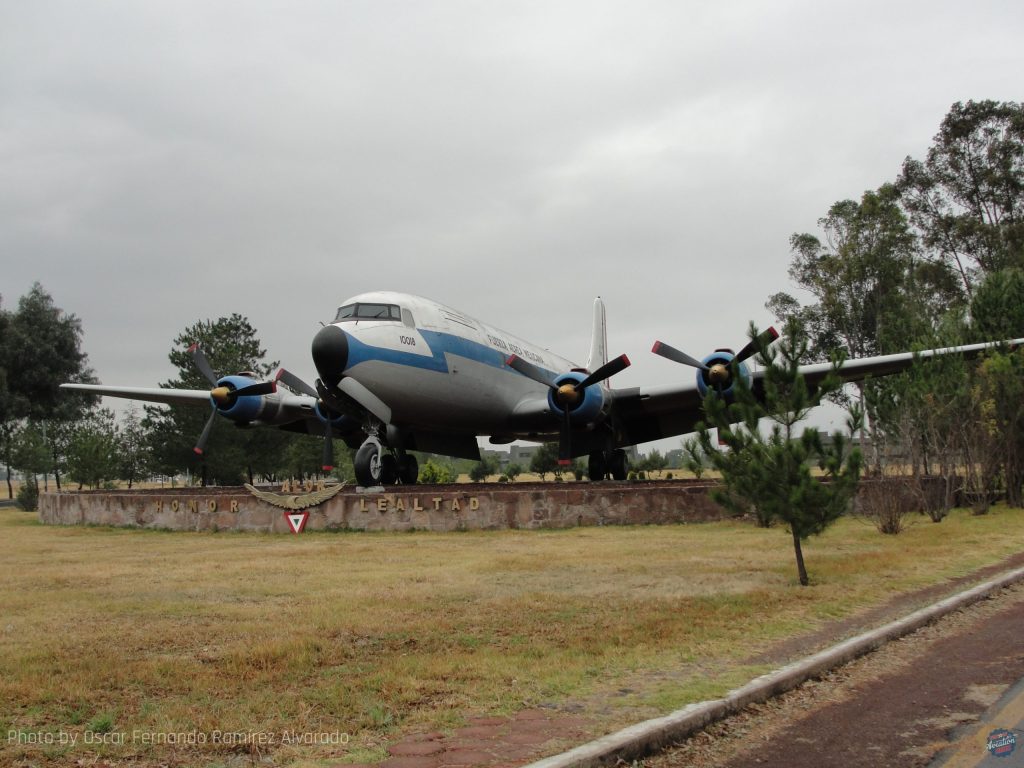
[609,383,706,446]
[610,338,1024,447]
[783,339,1022,390]
[60,384,212,407]
[59,383,326,431]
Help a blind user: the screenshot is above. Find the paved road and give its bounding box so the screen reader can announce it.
[645,581,1024,768]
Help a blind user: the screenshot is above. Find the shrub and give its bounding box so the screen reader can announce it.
[857,478,915,534]
[16,476,39,512]
[419,460,455,484]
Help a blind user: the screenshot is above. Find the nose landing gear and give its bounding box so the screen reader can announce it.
[354,438,420,487]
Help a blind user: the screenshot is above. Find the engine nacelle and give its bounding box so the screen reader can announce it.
[314,401,359,433]
[547,371,608,424]
[211,374,271,423]
[695,350,751,401]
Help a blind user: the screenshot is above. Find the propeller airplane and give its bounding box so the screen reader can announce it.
[61,291,1022,487]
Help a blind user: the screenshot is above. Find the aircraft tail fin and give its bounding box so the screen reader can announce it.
[585,297,609,381]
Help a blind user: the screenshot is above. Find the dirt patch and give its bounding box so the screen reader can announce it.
[336,710,590,768]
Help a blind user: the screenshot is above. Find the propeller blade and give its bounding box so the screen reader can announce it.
[734,327,779,364]
[322,420,334,472]
[231,381,276,398]
[651,341,709,371]
[575,353,630,390]
[188,343,219,386]
[276,368,319,398]
[193,409,218,455]
[506,355,557,389]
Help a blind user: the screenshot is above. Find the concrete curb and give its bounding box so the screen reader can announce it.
[522,565,1024,768]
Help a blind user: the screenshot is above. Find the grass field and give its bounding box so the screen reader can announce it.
[2,505,1023,767]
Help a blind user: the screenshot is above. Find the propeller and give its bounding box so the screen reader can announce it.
[507,353,630,464]
[733,327,780,366]
[650,341,709,371]
[651,327,779,394]
[275,368,338,471]
[188,344,276,456]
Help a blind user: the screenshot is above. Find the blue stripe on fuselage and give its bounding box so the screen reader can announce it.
[343,329,558,381]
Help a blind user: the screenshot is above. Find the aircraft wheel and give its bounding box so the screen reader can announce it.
[587,452,607,481]
[380,454,398,485]
[609,449,628,481]
[355,442,385,486]
[398,454,419,485]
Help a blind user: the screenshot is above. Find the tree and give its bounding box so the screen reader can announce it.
[691,319,863,586]
[11,421,50,488]
[682,437,707,480]
[275,434,354,483]
[897,100,1024,298]
[970,267,1024,341]
[505,463,522,482]
[144,314,279,486]
[968,351,1024,510]
[0,284,95,497]
[866,333,971,522]
[66,409,120,490]
[767,186,962,471]
[0,297,10,493]
[117,406,152,489]
[965,269,1024,507]
[638,449,668,477]
[469,455,498,483]
[529,443,559,480]
[767,186,922,366]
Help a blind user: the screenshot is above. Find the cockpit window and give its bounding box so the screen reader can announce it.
[334,303,402,322]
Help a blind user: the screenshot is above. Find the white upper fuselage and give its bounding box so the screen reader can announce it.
[330,291,579,436]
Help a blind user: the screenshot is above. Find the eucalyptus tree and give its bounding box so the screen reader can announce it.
[897,100,1024,298]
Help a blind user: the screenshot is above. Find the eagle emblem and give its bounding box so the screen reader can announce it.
[244,482,347,510]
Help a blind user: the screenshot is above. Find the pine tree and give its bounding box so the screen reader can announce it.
[691,319,863,586]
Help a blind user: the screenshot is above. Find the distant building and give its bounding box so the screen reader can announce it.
[482,444,637,470]
[481,444,541,470]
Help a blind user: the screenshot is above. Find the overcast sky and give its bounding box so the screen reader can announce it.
[3,1,1023,448]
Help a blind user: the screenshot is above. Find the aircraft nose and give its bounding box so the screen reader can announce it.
[312,325,349,387]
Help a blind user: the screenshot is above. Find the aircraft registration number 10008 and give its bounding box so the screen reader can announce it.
[400,335,417,347]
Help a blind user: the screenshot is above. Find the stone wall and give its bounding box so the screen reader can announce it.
[38,481,731,533]
[37,477,947,533]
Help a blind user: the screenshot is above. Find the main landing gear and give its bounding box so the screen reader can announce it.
[588,449,628,481]
[354,439,419,487]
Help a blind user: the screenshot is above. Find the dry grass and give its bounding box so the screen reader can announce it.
[2,506,1023,767]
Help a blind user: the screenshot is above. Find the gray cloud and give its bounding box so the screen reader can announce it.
[3,0,1022,442]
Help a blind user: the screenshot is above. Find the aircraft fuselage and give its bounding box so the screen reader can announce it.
[324,291,575,437]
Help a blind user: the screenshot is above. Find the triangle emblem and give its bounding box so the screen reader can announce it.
[284,510,309,534]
